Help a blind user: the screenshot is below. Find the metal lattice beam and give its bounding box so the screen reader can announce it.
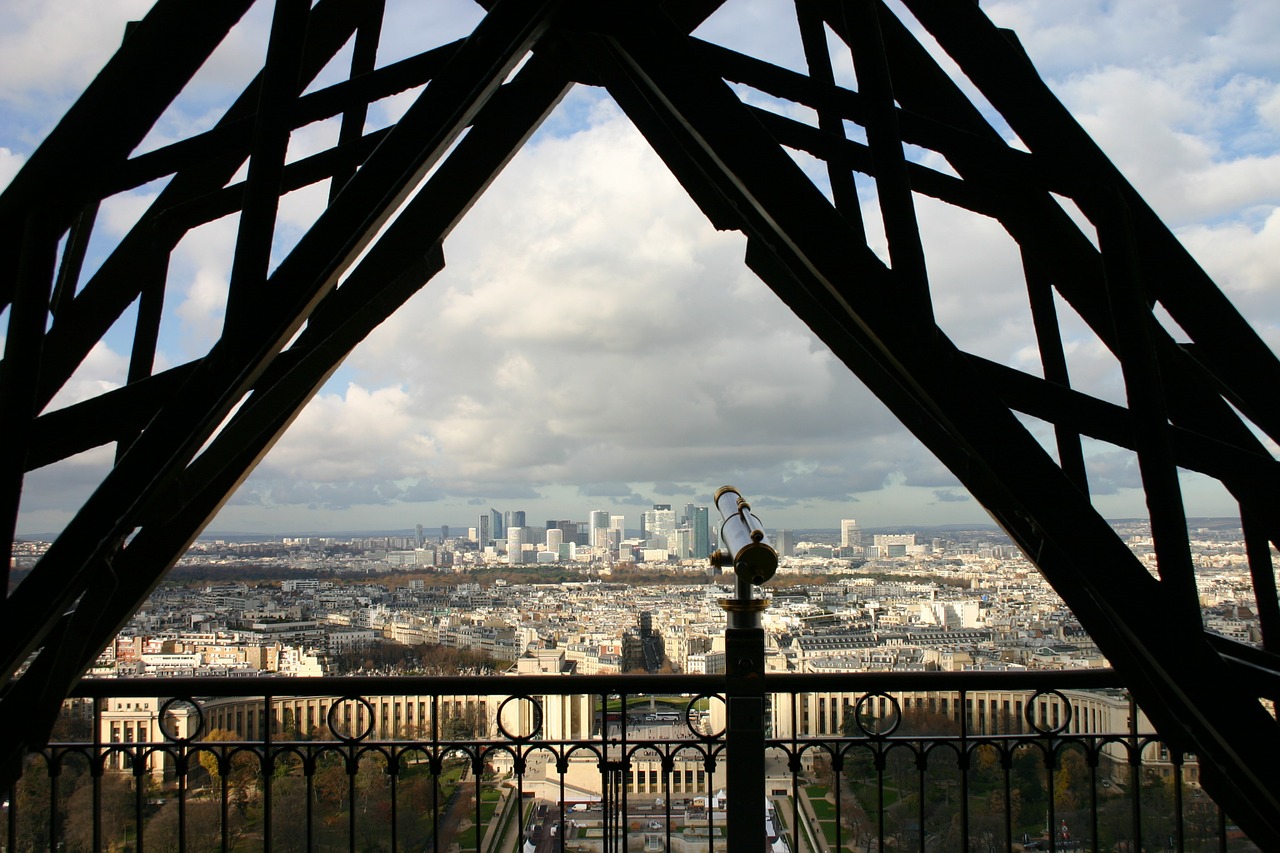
[3,0,1280,844]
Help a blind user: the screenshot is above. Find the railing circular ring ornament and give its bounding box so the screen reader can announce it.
[326,696,376,743]
[1025,689,1073,736]
[157,697,205,744]
[852,692,901,738]
[495,695,543,742]
[685,693,725,742]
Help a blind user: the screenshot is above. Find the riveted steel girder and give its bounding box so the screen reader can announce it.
[3,0,1279,844]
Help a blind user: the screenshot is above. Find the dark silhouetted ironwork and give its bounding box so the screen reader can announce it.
[7,672,1250,852]
[3,0,1280,846]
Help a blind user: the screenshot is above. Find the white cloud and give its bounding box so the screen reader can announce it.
[1179,208,1280,350]
[252,383,436,483]
[41,341,128,414]
[0,0,153,109]
[10,0,1280,534]
[0,147,23,192]
[167,216,239,357]
[223,1,1280,528]
[226,101,924,520]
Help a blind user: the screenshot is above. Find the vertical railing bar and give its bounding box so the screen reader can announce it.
[959,687,971,853]
[834,742,844,852]
[263,693,273,853]
[705,754,713,853]
[178,748,188,853]
[557,747,567,853]
[877,740,886,853]
[1172,750,1185,852]
[49,751,62,853]
[515,745,525,852]
[389,747,399,853]
[663,746,673,853]
[1088,740,1100,853]
[134,753,146,853]
[93,698,103,853]
[221,742,231,853]
[618,763,626,853]
[1046,738,1057,853]
[917,743,926,853]
[1002,745,1013,853]
[347,744,357,853]
[607,762,615,853]
[305,766,315,853]
[472,746,482,853]
[790,752,801,853]
[1128,697,1142,853]
[432,695,440,853]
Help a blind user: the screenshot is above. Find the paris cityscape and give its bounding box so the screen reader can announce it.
[12,506,1259,681]
[11,508,1259,851]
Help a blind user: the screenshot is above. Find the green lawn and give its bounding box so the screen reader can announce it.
[809,798,837,820]
[851,778,902,809]
[455,824,478,851]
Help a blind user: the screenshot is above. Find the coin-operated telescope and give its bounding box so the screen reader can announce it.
[710,486,777,624]
[709,487,773,848]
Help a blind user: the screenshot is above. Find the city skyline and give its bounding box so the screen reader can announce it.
[5,1,1280,537]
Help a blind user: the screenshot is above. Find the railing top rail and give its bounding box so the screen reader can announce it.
[67,667,1124,698]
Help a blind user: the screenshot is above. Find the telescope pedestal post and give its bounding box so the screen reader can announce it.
[722,583,769,850]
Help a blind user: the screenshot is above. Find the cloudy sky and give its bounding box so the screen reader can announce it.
[4,0,1280,537]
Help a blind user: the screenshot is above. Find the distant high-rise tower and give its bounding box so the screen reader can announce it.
[440,524,449,542]
[589,510,610,547]
[642,505,676,549]
[505,509,525,531]
[546,528,563,550]
[477,513,491,546]
[691,506,711,559]
[841,519,862,550]
[506,528,523,564]
[415,524,424,547]
[777,529,795,558]
[610,515,626,537]
[490,508,504,541]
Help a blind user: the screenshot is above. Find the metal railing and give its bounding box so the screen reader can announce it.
[4,671,1260,852]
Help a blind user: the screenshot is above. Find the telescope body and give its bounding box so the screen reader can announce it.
[713,485,778,586]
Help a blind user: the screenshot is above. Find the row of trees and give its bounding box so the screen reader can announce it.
[816,707,1228,851]
[328,639,498,675]
[9,744,486,853]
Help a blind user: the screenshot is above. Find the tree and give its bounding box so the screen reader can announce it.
[196,729,259,816]
[145,800,223,853]
[13,757,52,853]
[63,773,134,853]
[268,775,310,853]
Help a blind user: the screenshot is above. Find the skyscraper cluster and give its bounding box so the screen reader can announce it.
[469,502,713,561]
